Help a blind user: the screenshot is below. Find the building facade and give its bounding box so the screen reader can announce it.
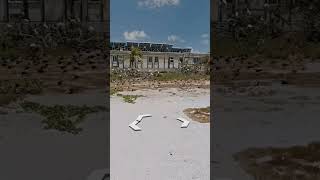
[0,0,109,33]
[213,0,302,37]
[110,42,209,70]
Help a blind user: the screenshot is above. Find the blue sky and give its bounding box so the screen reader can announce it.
[110,0,210,53]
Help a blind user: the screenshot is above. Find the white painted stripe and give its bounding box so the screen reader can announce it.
[129,114,152,131]
[177,117,190,128]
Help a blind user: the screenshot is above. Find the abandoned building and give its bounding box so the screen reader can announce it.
[110,42,209,70]
[0,0,109,33]
[213,0,302,37]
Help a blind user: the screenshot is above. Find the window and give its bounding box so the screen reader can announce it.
[193,58,199,64]
[112,56,118,62]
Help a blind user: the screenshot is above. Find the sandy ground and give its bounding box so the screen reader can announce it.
[212,83,320,180]
[0,89,109,180]
[110,88,210,180]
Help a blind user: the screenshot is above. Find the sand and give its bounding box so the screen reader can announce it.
[110,88,210,180]
[212,84,320,180]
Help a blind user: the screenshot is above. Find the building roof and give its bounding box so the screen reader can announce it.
[110,41,192,53]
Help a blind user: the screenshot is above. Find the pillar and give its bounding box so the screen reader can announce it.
[81,0,88,24]
[22,0,29,20]
[41,0,45,22]
[103,0,109,38]
[163,54,166,69]
[212,0,218,54]
[0,0,9,22]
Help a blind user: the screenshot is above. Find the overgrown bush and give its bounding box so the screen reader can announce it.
[0,18,100,52]
[20,101,108,134]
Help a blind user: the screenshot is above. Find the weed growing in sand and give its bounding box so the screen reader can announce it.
[20,101,107,134]
[116,94,143,104]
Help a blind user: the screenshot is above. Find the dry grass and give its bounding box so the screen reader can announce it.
[183,107,210,123]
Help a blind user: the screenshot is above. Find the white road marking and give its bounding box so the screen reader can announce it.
[129,114,152,131]
[177,117,190,128]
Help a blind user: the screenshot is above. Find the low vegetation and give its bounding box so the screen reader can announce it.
[0,79,43,106]
[154,71,209,81]
[116,94,143,104]
[20,101,107,134]
[111,69,209,82]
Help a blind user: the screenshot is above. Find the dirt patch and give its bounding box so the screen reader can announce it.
[183,107,210,123]
[234,142,320,180]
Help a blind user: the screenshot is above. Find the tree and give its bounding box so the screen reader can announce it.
[130,47,142,68]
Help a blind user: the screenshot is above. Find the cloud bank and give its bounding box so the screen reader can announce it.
[123,30,148,41]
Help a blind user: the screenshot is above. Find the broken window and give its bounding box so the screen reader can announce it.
[8,0,24,21]
[154,57,159,63]
[28,0,41,21]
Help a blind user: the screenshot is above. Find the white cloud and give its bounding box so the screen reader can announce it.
[123,30,148,41]
[201,39,209,45]
[201,33,209,38]
[138,0,180,8]
[192,49,201,53]
[200,33,209,45]
[167,35,185,44]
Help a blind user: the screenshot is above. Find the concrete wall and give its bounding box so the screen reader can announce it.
[0,0,109,33]
[110,51,209,70]
[29,1,42,21]
[45,0,65,21]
